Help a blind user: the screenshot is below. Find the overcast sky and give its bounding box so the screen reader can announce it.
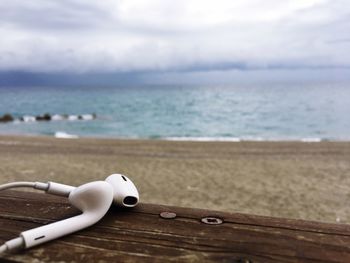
[0,0,349,74]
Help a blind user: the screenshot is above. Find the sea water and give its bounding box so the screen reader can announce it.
[0,83,349,141]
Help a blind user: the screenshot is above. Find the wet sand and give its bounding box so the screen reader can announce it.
[0,135,349,223]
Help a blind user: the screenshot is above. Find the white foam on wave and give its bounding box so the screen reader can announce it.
[51,114,64,121]
[164,137,241,142]
[68,115,78,121]
[55,131,79,139]
[22,116,36,122]
[164,136,326,142]
[81,114,94,120]
[240,136,264,142]
[301,138,322,142]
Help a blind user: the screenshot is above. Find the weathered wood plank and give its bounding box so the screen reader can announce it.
[0,190,350,263]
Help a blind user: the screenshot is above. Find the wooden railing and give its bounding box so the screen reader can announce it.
[1,190,350,262]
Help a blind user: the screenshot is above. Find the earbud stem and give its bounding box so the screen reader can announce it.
[20,181,113,249]
[46,182,76,197]
[21,213,94,248]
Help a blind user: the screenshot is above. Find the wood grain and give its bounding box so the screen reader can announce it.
[0,190,350,263]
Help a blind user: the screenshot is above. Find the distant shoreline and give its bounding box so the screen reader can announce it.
[0,133,350,143]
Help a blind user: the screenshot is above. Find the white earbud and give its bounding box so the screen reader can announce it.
[105,174,139,207]
[22,181,113,248]
[0,174,139,253]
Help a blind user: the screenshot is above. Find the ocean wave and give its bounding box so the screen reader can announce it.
[164,136,327,142]
[51,114,64,121]
[164,137,241,142]
[22,116,36,122]
[239,136,264,142]
[300,138,322,142]
[81,114,94,120]
[68,115,79,121]
[54,131,79,139]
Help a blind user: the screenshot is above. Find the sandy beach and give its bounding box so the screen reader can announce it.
[0,135,349,223]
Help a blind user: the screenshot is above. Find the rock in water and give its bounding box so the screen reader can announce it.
[36,113,51,121]
[0,114,14,122]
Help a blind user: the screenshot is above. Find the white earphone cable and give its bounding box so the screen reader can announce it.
[0,174,138,254]
[0,182,47,254]
[0,244,7,254]
[0,182,49,192]
[0,237,25,255]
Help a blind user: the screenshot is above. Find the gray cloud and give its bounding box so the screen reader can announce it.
[0,1,109,30]
[0,0,349,73]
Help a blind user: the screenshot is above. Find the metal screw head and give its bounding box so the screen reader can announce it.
[160,211,177,219]
[201,216,223,225]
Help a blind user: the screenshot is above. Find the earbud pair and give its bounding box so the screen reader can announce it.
[0,174,139,253]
